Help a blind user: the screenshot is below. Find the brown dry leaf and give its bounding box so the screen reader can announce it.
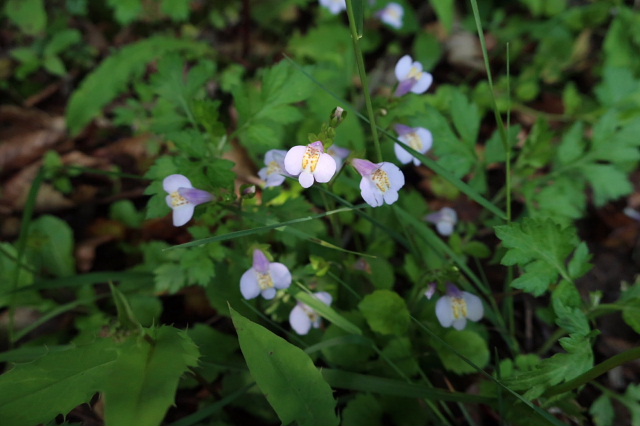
[0,106,67,174]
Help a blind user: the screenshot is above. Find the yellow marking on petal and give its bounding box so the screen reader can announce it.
[407,132,423,151]
[257,272,274,291]
[372,169,391,193]
[407,66,423,80]
[267,161,281,176]
[302,146,321,173]
[170,191,189,207]
[451,297,468,320]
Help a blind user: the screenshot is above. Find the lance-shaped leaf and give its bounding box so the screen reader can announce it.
[230,307,339,426]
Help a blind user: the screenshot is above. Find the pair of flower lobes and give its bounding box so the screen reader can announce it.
[426,283,484,330]
[319,0,404,30]
[240,249,331,335]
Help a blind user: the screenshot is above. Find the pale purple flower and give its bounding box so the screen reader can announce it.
[327,144,351,171]
[394,124,433,165]
[319,0,346,14]
[377,2,404,29]
[624,207,640,221]
[289,291,333,335]
[163,174,213,227]
[425,207,458,236]
[352,158,405,207]
[435,284,483,330]
[258,149,291,188]
[424,282,437,300]
[284,141,337,188]
[394,55,433,97]
[240,249,292,300]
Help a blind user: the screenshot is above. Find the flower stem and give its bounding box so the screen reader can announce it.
[345,0,383,163]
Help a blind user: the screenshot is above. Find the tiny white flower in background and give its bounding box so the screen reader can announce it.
[394,55,433,97]
[284,141,337,188]
[394,124,433,165]
[425,207,458,236]
[258,149,291,188]
[163,174,213,227]
[435,284,484,330]
[319,0,346,14]
[377,2,404,29]
[289,291,333,335]
[327,144,351,172]
[240,249,292,300]
[352,158,405,207]
[424,282,437,300]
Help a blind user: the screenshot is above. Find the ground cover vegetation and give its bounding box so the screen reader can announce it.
[1,0,640,425]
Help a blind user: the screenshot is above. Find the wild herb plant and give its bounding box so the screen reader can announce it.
[1,1,640,425]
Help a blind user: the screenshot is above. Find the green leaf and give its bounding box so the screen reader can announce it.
[551,281,590,336]
[451,89,480,145]
[66,36,210,135]
[295,291,362,335]
[433,330,490,374]
[342,394,383,426]
[161,0,190,21]
[358,290,410,335]
[590,394,614,426]
[230,307,339,426]
[582,164,633,207]
[0,340,118,426]
[26,215,75,277]
[430,0,454,32]
[109,283,143,332]
[103,327,200,426]
[107,0,142,25]
[4,0,46,35]
[556,122,585,165]
[495,218,578,296]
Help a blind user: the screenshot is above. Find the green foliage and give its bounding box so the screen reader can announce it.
[230,307,339,426]
[358,290,410,335]
[495,218,579,296]
[66,36,211,135]
[433,330,490,374]
[26,215,76,277]
[4,0,47,35]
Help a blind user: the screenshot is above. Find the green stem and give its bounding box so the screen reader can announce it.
[345,0,382,163]
[544,346,640,397]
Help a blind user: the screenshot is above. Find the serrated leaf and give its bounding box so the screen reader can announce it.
[0,339,118,426]
[451,90,480,145]
[103,327,200,426]
[66,36,210,135]
[552,281,590,336]
[230,307,339,426]
[582,163,633,206]
[556,122,586,165]
[495,218,578,296]
[358,290,410,335]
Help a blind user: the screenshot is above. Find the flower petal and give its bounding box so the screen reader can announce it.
[436,221,454,236]
[284,145,307,176]
[360,176,382,207]
[452,318,468,330]
[435,296,454,327]
[415,128,433,154]
[299,171,315,188]
[172,204,195,226]
[163,174,192,193]
[262,288,277,300]
[395,55,412,80]
[462,292,484,322]
[240,269,261,300]
[253,249,270,274]
[382,189,399,205]
[394,142,414,165]
[178,187,213,206]
[269,263,292,290]
[411,72,433,94]
[380,162,405,191]
[314,291,333,306]
[289,305,312,335]
[313,153,337,183]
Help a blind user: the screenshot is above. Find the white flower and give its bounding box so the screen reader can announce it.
[435,284,484,330]
[319,0,346,14]
[425,207,458,236]
[258,149,291,188]
[163,174,213,227]
[284,141,337,188]
[352,158,405,207]
[240,249,292,300]
[394,124,433,165]
[289,291,333,335]
[394,55,433,97]
[377,2,404,29]
[424,282,437,300]
[327,144,351,172]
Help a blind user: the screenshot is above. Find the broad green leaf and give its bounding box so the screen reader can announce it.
[451,89,480,145]
[342,394,383,426]
[590,394,614,426]
[230,307,339,426]
[4,0,46,35]
[107,0,142,25]
[0,339,118,426]
[103,326,200,426]
[495,218,578,296]
[161,0,190,21]
[67,36,210,135]
[26,215,75,277]
[320,324,374,369]
[358,290,410,335]
[430,0,454,32]
[433,330,490,374]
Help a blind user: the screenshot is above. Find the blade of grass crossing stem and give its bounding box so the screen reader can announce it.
[9,167,46,345]
[164,206,363,250]
[412,317,568,426]
[283,55,507,221]
[294,288,362,335]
